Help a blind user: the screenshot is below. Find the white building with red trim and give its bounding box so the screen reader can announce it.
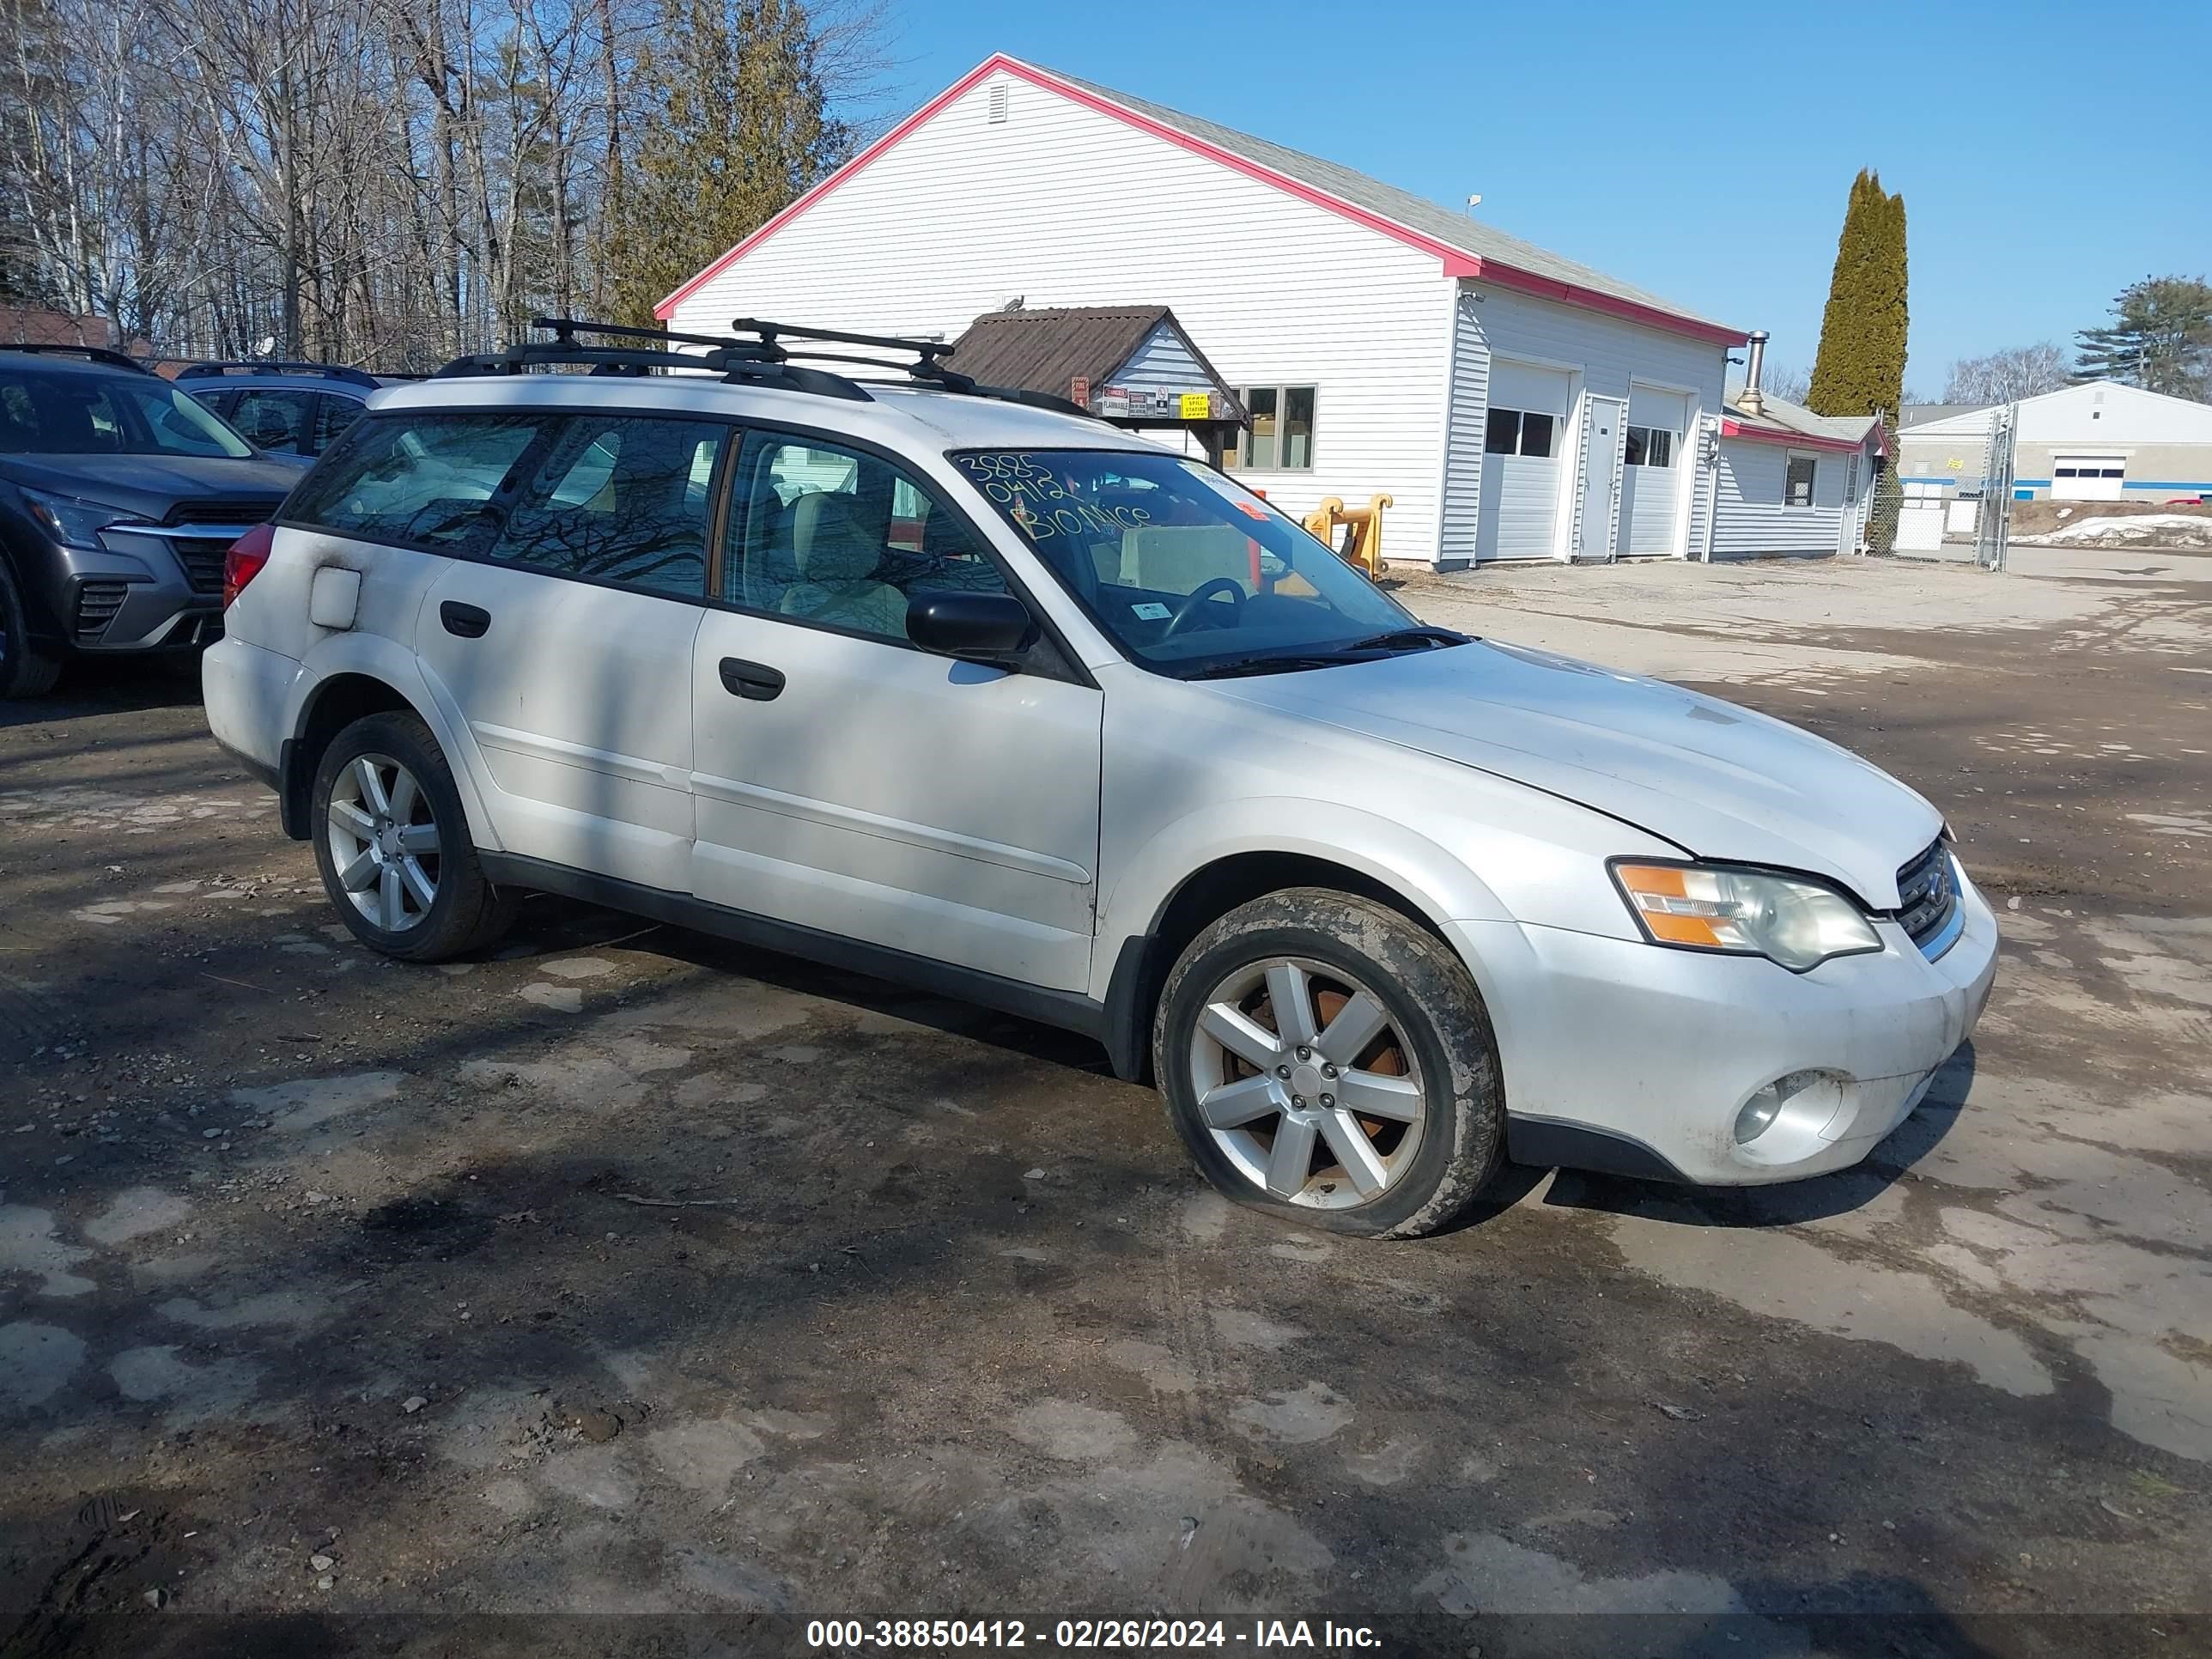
[1709,373,1885,561]
[661,55,1753,568]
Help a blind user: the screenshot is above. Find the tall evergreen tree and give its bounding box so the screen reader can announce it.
[2074,276,2212,402]
[610,0,849,326]
[1808,170,1910,419]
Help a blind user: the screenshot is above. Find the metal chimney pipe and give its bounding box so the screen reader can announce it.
[1740,330,1769,416]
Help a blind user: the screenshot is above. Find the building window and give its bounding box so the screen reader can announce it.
[1484,407,1555,459]
[1784,454,1817,507]
[1624,425,1674,468]
[1224,386,1316,471]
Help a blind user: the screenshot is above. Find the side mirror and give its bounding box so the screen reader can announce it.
[907,590,1037,664]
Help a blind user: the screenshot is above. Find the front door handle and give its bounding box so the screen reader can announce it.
[718,657,785,701]
[441,601,490,639]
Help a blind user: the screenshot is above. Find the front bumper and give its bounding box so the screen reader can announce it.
[37,528,224,653]
[1455,861,1999,1186]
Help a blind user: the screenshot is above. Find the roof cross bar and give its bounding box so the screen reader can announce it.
[732,317,956,367]
[432,333,873,401]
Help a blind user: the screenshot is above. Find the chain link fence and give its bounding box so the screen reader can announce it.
[1889,403,2019,569]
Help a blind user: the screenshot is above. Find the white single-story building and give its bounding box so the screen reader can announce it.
[660,54,1750,568]
[1900,382,2212,504]
[1705,334,1883,559]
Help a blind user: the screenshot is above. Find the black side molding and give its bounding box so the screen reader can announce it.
[1505,1115,1691,1183]
[477,852,1115,1052]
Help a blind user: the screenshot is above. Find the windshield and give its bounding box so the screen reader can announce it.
[0,365,255,459]
[951,448,1424,674]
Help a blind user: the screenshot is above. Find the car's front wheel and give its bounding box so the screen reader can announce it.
[0,559,64,700]
[311,711,515,962]
[1154,888,1504,1238]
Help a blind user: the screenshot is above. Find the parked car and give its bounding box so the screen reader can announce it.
[178,362,391,458]
[0,343,305,697]
[202,320,1997,1237]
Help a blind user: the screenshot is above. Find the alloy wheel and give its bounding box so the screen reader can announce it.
[325,753,441,933]
[1187,957,1426,1209]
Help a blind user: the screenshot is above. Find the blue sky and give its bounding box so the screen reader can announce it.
[872,0,2210,397]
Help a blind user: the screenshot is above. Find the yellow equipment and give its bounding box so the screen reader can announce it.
[1302,494,1393,578]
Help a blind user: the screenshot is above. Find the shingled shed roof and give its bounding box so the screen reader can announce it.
[948,305,1246,424]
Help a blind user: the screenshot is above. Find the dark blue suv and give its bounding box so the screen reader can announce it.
[0,344,304,697]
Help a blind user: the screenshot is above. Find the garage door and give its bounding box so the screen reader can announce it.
[1620,386,1688,556]
[2052,455,2125,501]
[1476,363,1572,560]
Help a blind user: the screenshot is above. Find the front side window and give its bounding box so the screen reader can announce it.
[1625,425,1673,468]
[486,415,726,598]
[951,447,1419,675]
[1224,385,1316,471]
[725,433,1006,643]
[283,412,543,547]
[0,365,253,459]
[1784,454,1817,507]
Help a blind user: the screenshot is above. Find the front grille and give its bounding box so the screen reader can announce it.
[174,541,226,593]
[76,580,129,641]
[164,499,278,528]
[1895,838,1960,957]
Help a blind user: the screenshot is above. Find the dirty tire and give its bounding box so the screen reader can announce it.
[0,558,64,699]
[1153,887,1504,1239]
[311,711,515,963]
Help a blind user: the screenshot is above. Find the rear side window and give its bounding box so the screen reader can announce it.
[485,415,726,598]
[286,413,542,547]
[312,394,367,453]
[230,388,317,454]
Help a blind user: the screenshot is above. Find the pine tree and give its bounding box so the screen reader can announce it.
[1808,170,1910,420]
[609,0,849,327]
[2074,276,2212,401]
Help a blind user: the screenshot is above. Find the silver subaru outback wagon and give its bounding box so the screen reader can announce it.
[203,320,1996,1238]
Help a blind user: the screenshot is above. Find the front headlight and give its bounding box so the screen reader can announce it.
[21,486,150,550]
[1611,860,1882,972]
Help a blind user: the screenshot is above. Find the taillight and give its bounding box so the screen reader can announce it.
[223,522,275,608]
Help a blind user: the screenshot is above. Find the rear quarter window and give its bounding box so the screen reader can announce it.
[284,412,542,548]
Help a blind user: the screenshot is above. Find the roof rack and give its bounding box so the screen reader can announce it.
[0,341,153,375]
[176,360,379,387]
[729,318,1093,419]
[429,316,1101,422]
[432,318,872,401]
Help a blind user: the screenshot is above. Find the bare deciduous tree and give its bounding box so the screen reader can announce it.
[1942,342,2073,405]
[0,0,881,368]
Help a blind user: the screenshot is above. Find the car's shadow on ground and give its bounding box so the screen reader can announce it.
[0,660,206,730]
[1530,1042,1978,1231]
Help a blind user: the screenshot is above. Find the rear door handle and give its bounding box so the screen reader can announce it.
[441,601,490,639]
[718,657,785,701]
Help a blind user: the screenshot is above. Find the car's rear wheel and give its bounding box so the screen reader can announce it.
[312,711,515,962]
[0,560,64,700]
[1154,888,1504,1238]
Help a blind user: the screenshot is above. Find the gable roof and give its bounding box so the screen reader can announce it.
[658,55,1746,347]
[947,305,1245,421]
[1902,378,2212,440]
[1722,387,1883,453]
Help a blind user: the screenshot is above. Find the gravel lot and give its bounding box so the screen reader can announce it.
[3,547,2208,1657]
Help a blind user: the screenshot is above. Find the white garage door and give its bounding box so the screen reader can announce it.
[1620,386,1688,556]
[2052,455,2125,501]
[1476,362,1572,561]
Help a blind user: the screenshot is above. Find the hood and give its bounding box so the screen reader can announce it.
[0,453,299,520]
[1206,640,1942,907]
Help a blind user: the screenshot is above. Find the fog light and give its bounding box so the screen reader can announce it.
[1735,1084,1785,1145]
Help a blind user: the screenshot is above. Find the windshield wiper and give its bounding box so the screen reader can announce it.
[1337,626,1471,653]
[1181,653,1382,681]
